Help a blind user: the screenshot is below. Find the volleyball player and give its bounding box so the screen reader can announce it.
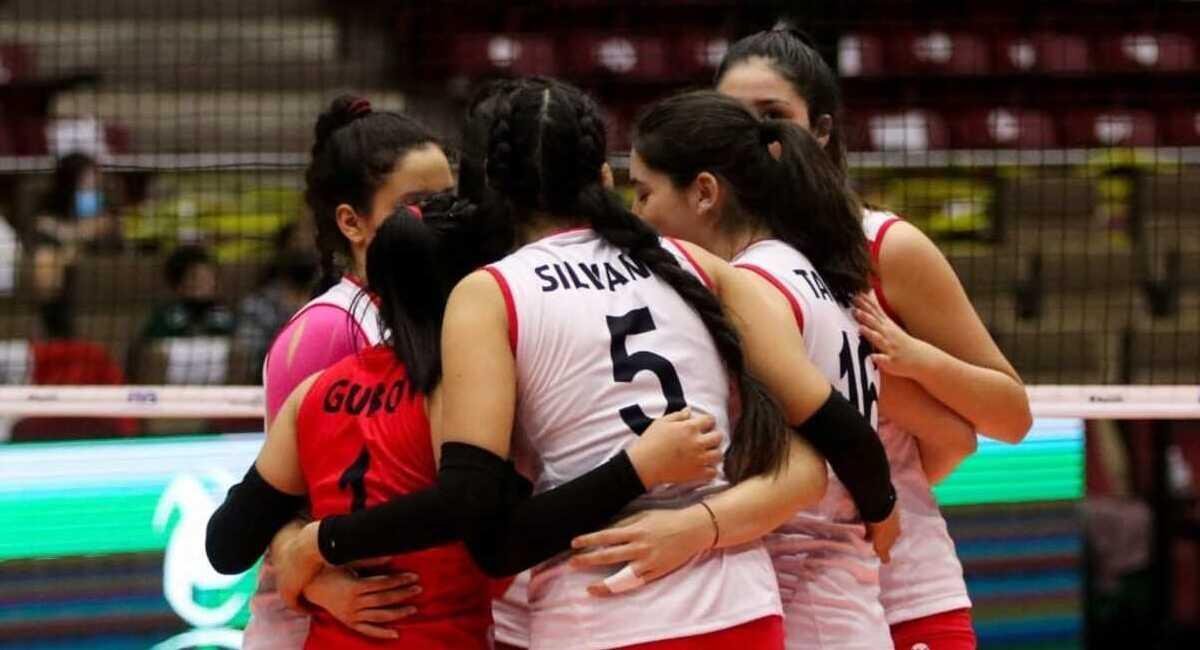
[210,190,738,648]
[571,89,974,649]
[714,25,1033,649]
[207,94,457,645]
[269,77,903,650]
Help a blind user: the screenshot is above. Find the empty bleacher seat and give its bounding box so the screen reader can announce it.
[1097,33,1197,72]
[838,33,885,77]
[567,34,670,80]
[890,31,990,74]
[994,328,1121,384]
[955,108,1059,148]
[673,33,729,77]
[994,33,1091,74]
[0,43,33,83]
[863,109,950,151]
[1062,110,1157,147]
[451,34,558,76]
[1163,109,1200,145]
[1126,306,1200,384]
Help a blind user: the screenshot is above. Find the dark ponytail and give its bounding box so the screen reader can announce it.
[716,22,848,178]
[305,94,442,295]
[634,90,869,304]
[365,193,513,396]
[485,78,790,482]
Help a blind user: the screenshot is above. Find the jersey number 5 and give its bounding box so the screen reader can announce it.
[607,307,687,434]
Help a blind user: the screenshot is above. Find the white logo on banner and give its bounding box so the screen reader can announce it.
[151,471,248,650]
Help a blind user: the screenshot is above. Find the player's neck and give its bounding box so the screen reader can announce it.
[517,212,587,246]
[707,225,772,261]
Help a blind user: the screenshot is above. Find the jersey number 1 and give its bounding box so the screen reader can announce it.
[338,447,371,512]
[839,331,878,421]
[607,307,687,434]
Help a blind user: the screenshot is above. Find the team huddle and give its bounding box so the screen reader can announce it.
[205,26,1032,650]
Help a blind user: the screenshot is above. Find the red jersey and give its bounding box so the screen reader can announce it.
[297,345,492,649]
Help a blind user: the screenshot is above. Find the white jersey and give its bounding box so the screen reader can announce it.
[486,229,780,649]
[244,275,383,650]
[864,210,972,624]
[733,239,891,649]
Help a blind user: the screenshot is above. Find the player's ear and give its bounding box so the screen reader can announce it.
[693,171,721,223]
[336,204,370,247]
[812,114,833,148]
[600,162,615,190]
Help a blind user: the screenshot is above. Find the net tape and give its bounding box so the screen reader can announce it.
[0,385,1197,420]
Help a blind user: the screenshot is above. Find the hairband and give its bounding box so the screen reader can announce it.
[348,98,372,118]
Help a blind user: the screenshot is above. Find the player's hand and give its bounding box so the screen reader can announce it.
[276,520,329,611]
[865,505,901,564]
[853,293,936,380]
[625,408,722,488]
[303,569,422,640]
[569,505,714,596]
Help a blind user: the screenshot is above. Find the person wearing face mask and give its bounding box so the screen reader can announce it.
[128,244,236,382]
[30,152,121,338]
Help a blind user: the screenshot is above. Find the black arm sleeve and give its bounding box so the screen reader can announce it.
[318,442,645,576]
[792,390,896,523]
[205,465,308,574]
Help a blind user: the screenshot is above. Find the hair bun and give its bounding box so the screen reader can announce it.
[313,94,373,155]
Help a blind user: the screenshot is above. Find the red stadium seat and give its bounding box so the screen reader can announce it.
[838,33,885,77]
[1096,33,1196,72]
[891,31,990,74]
[1163,109,1200,145]
[994,33,1091,74]
[451,34,558,76]
[9,117,130,156]
[955,108,1059,148]
[673,33,730,77]
[0,43,34,84]
[1062,110,1157,147]
[567,34,670,80]
[862,109,951,151]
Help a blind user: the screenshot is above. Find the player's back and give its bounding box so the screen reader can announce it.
[734,238,891,649]
[296,346,491,650]
[485,229,780,649]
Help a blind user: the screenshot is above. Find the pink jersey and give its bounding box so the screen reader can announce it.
[243,275,383,650]
[734,240,891,650]
[486,229,780,649]
[864,210,972,625]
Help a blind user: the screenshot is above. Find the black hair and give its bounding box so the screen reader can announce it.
[634,90,869,305]
[40,152,97,220]
[304,94,442,295]
[458,79,521,205]
[716,22,848,176]
[164,244,214,291]
[365,193,513,396]
[484,77,789,483]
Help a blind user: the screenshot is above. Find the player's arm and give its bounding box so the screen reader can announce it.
[878,373,977,483]
[275,272,721,588]
[869,222,1032,443]
[206,374,317,574]
[691,242,896,524]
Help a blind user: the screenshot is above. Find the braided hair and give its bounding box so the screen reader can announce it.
[483,78,789,482]
[305,94,442,295]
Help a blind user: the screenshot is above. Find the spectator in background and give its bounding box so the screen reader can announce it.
[142,244,235,339]
[30,153,121,338]
[235,226,319,381]
[128,244,235,383]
